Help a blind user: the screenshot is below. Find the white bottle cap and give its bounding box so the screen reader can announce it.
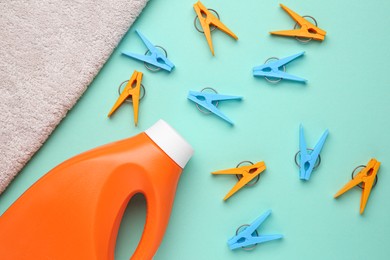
[145,119,194,168]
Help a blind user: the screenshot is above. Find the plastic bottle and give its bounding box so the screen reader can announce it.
[0,119,193,260]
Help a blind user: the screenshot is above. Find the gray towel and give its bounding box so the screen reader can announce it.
[0,0,149,194]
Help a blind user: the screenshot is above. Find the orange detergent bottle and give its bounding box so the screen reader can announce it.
[0,119,193,260]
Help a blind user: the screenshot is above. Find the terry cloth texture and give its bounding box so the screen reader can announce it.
[0,0,148,194]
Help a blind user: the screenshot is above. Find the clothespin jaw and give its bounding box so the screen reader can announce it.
[212,161,266,200]
[253,52,307,83]
[193,1,238,55]
[334,159,381,214]
[187,90,242,125]
[107,71,143,126]
[227,210,283,250]
[299,124,329,180]
[270,4,326,41]
[122,30,175,72]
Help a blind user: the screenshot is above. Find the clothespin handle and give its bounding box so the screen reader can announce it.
[122,30,175,72]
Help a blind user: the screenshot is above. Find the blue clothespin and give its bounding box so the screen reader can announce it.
[253,51,306,83]
[227,210,283,250]
[187,90,242,125]
[122,30,175,72]
[298,124,329,180]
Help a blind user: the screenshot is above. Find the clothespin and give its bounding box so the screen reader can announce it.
[107,71,143,126]
[227,210,283,250]
[187,88,242,125]
[212,161,266,201]
[295,124,329,181]
[334,159,381,214]
[270,4,326,42]
[122,30,174,72]
[253,52,307,83]
[193,1,238,55]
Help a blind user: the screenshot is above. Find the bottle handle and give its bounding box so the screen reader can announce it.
[130,191,173,260]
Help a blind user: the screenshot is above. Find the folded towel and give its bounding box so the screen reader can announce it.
[0,0,149,194]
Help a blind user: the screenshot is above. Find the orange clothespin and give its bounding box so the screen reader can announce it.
[108,70,143,126]
[334,159,381,214]
[193,1,238,55]
[270,4,326,42]
[212,161,266,201]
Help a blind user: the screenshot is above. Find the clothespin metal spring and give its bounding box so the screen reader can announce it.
[294,148,321,170]
[195,87,219,114]
[235,161,260,186]
[351,165,378,189]
[194,9,220,33]
[144,46,168,72]
[293,15,318,43]
[235,224,259,251]
[117,80,146,103]
[263,57,286,84]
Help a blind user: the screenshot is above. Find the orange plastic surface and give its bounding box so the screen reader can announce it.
[193,1,238,55]
[334,158,381,214]
[212,161,266,201]
[108,70,143,126]
[270,4,326,41]
[0,132,182,259]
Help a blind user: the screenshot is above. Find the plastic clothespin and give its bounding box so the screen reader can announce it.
[227,210,283,250]
[253,52,307,83]
[212,161,266,201]
[334,159,381,214]
[270,4,326,41]
[187,90,242,125]
[193,1,238,55]
[122,30,175,72]
[297,124,329,181]
[108,71,143,126]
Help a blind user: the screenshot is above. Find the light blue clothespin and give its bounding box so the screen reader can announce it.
[253,51,306,83]
[122,30,175,72]
[298,124,329,180]
[187,90,242,125]
[227,210,283,250]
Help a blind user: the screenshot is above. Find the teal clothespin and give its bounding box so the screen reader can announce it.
[187,89,242,125]
[122,30,175,72]
[253,51,306,83]
[227,210,283,250]
[296,124,329,180]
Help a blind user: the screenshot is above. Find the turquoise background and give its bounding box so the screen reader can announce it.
[1,0,390,259]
